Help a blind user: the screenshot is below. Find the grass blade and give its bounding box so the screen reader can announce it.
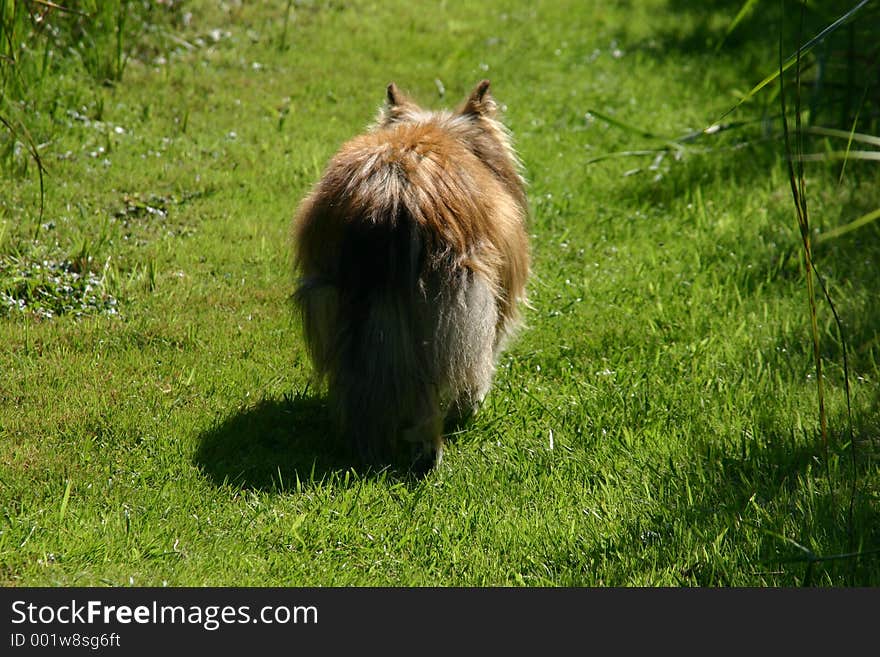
[586,109,672,142]
[0,113,46,221]
[804,126,880,148]
[796,150,880,162]
[779,0,829,458]
[714,0,873,125]
[815,207,880,244]
[59,479,72,521]
[715,0,761,52]
[30,0,89,16]
[584,149,666,165]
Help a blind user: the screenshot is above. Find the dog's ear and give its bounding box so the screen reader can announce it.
[378,82,418,126]
[386,82,404,107]
[459,79,497,118]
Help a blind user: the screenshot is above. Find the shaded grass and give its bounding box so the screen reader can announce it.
[0,0,878,586]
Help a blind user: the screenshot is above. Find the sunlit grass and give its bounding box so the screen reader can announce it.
[0,0,878,586]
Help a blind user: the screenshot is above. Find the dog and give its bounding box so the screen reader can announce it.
[291,80,529,472]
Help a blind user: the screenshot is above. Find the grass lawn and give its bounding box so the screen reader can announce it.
[1,0,878,586]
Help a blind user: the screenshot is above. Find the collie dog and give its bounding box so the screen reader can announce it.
[292,80,529,471]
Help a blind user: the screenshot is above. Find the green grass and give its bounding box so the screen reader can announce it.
[1,0,878,586]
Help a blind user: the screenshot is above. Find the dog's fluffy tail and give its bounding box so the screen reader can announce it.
[295,208,498,469]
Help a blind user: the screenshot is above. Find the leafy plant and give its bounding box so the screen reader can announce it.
[0,251,118,319]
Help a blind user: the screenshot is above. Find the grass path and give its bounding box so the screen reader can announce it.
[1,0,878,586]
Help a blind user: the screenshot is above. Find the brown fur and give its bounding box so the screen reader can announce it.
[292,80,529,471]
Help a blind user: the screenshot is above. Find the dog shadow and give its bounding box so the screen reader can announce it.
[193,392,362,491]
[193,390,440,490]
